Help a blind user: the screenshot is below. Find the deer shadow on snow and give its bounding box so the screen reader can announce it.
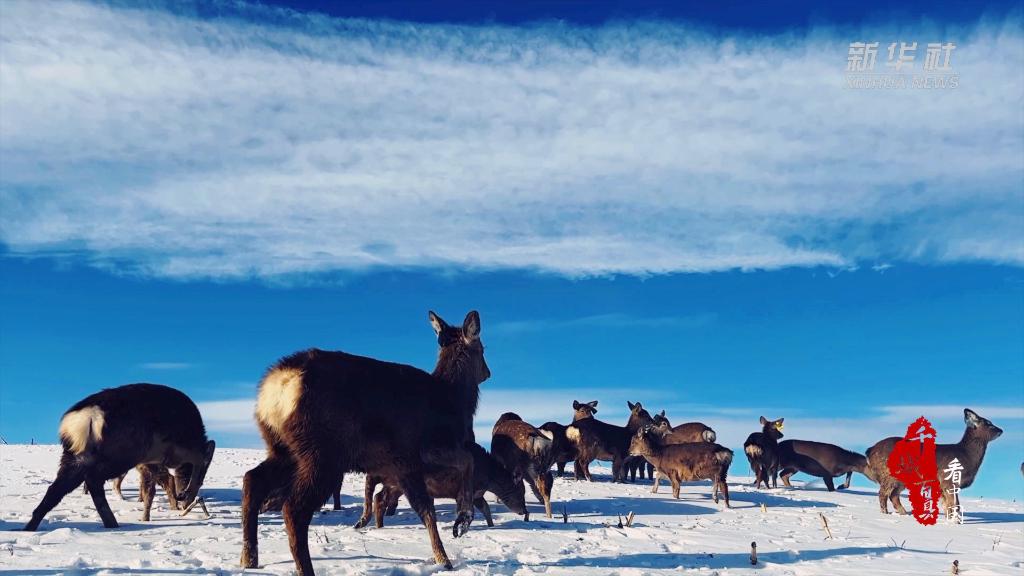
[535,544,950,570]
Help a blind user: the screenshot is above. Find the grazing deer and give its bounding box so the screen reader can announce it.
[95,466,189,508]
[566,401,653,482]
[628,426,733,506]
[491,412,556,518]
[777,440,867,491]
[240,311,488,575]
[355,443,526,529]
[24,384,216,531]
[864,408,1002,515]
[539,400,598,479]
[743,416,784,489]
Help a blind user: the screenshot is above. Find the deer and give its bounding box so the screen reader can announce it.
[628,426,733,506]
[91,466,190,509]
[491,412,556,518]
[777,439,867,491]
[743,416,784,489]
[539,400,598,479]
[240,310,489,575]
[354,442,526,529]
[24,383,216,531]
[566,401,653,482]
[637,411,718,485]
[864,408,1002,516]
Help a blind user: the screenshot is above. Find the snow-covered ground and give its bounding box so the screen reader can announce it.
[1,445,1021,575]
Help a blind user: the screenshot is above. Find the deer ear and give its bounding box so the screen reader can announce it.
[588,400,599,408]
[964,408,980,427]
[659,410,666,418]
[204,440,216,464]
[760,416,768,425]
[429,311,449,336]
[463,310,481,342]
[573,400,582,410]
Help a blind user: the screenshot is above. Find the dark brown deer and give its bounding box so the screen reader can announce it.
[539,400,597,479]
[864,408,1002,515]
[355,443,526,529]
[24,384,216,531]
[639,411,718,485]
[240,310,489,575]
[743,416,784,489]
[628,426,733,506]
[491,412,556,518]
[566,401,653,482]
[777,440,867,491]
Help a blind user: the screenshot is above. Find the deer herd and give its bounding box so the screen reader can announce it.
[20,310,1005,575]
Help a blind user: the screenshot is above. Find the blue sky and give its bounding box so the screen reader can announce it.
[1,0,1022,499]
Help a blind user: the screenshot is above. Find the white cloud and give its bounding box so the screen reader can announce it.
[1,2,1021,279]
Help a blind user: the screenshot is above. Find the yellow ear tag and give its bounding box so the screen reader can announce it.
[775,422,784,431]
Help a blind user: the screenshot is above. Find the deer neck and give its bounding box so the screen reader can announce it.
[957,428,989,467]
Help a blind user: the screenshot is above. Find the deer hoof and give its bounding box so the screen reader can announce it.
[452,512,473,538]
[353,517,370,529]
[240,547,258,569]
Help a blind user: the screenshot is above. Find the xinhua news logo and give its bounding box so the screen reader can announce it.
[846,42,959,89]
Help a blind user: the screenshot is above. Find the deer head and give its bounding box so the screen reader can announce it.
[759,416,784,440]
[430,310,490,386]
[626,401,654,431]
[964,408,1002,442]
[572,400,598,421]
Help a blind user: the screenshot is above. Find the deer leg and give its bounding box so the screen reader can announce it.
[719,474,731,508]
[556,461,566,477]
[84,474,119,528]
[24,453,87,531]
[240,454,292,569]
[780,467,796,488]
[423,446,474,538]
[139,466,157,521]
[671,476,681,500]
[838,471,852,490]
[112,472,127,501]
[889,484,908,515]
[354,475,379,529]
[332,487,342,511]
[651,469,661,493]
[611,456,624,483]
[877,484,891,514]
[375,488,393,529]
[399,471,452,569]
[531,472,553,518]
[823,475,836,492]
[474,496,494,527]
[282,494,321,576]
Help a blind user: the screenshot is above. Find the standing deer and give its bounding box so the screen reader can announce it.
[864,408,1002,516]
[743,416,784,489]
[24,384,216,531]
[539,400,598,479]
[491,412,556,518]
[240,310,489,575]
[637,411,718,484]
[628,426,733,506]
[777,439,867,491]
[566,401,653,482]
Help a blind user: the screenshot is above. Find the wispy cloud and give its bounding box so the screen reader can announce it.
[1,2,1021,280]
[138,361,192,370]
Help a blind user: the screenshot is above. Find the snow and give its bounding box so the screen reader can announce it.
[2,445,1022,575]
